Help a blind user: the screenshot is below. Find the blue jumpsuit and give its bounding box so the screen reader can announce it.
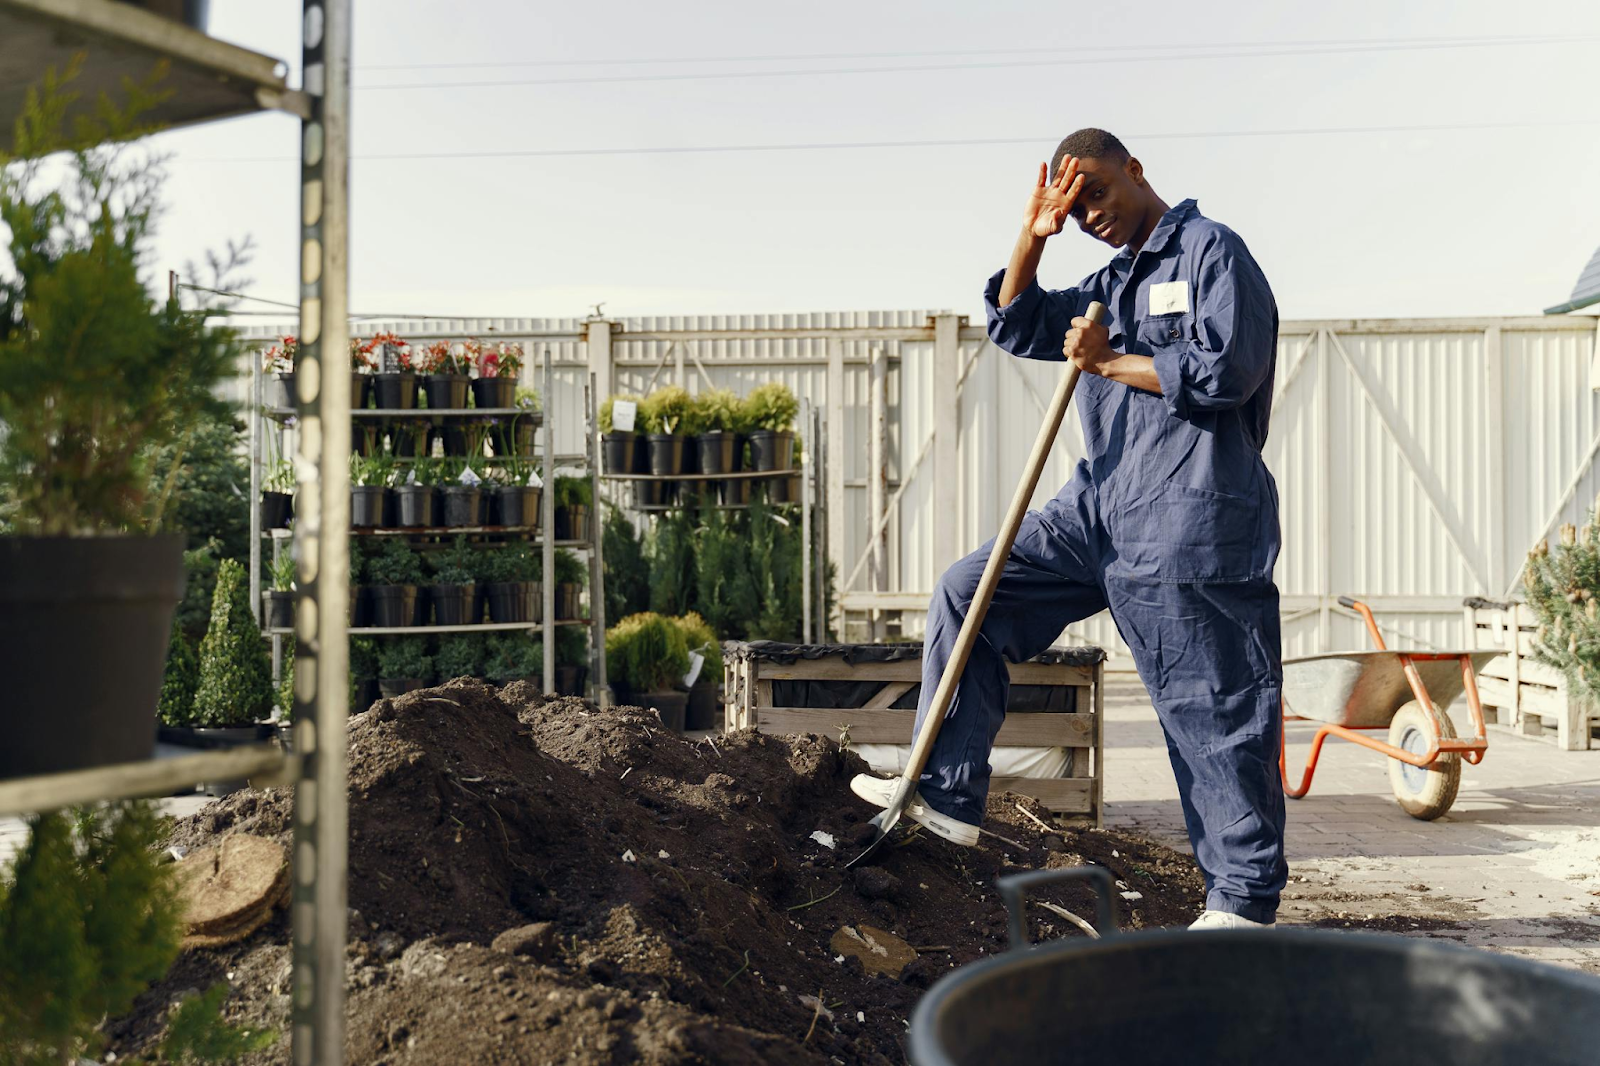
[915,199,1287,923]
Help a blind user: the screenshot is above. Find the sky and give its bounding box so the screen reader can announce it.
[147,0,1600,324]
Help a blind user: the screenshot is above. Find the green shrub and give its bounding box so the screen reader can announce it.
[0,802,183,1066]
[605,612,690,694]
[484,632,542,683]
[350,637,379,681]
[556,626,589,668]
[176,540,223,640]
[648,510,697,617]
[673,611,722,679]
[269,548,295,593]
[748,498,803,641]
[599,393,642,435]
[693,388,743,434]
[430,536,477,586]
[348,537,370,588]
[554,548,587,587]
[435,634,485,680]
[1524,514,1600,704]
[694,507,758,639]
[158,409,252,562]
[482,542,540,583]
[603,508,649,623]
[157,621,200,727]
[555,476,593,510]
[365,539,423,587]
[276,643,295,724]
[193,558,273,726]
[158,981,279,1063]
[349,449,394,488]
[639,386,693,435]
[742,382,800,433]
[515,385,541,411]
[377,636,432,681]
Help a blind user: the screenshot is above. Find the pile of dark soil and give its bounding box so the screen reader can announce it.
[111,680,1204,1064]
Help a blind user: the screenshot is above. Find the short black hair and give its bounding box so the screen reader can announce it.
[1049,128,1129,182]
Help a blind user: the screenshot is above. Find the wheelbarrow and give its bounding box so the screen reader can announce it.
[1280,596,1496,820]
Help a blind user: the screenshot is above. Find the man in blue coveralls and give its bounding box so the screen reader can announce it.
[852,128,1286,929]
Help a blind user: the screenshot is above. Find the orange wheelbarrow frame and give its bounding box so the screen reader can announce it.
[1280,596,1489,800]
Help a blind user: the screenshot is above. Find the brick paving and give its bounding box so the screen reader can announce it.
[1100,675,1600,973]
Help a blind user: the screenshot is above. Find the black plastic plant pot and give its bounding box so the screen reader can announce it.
[367,585,418,627]
[272,371,296,410]
[265,590,293,629]
[351,485,388,528]
[486,581,531,623]
[748,429,795,472]
[615,690,687,732]
[394,484,436,527]
[379,678,429,699]
[555,665,588,698]
[555,582,582,621]
[472,377,516,410]
[352,371,373,410]
[158,721,275,798]
[354,677,381,711]
[348,586,370,627]
[260,490,293,529]
[424,373,470,410]
[429,583,475,625]
[686,680,719,731]
[697,432,737,475]
[477,489,494,526]
[0,535,183,778]
[393,425,432,458]
[373,371,416,410]
[722,478,752,507]
[555,503,591,541]
[769,473,802,504]
[635,481,675,509]
[494,485,541,527]
[602,431,638,474]
[646,433,685,476]
[440,485,481,527]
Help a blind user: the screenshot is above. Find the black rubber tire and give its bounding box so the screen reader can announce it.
[1386,700,1461,821]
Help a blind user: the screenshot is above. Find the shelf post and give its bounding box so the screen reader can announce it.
[542,347,556,693]
[588,372,609,705]
[801,396,813,644]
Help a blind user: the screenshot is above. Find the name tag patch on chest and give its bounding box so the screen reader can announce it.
[1148,281,1189,315]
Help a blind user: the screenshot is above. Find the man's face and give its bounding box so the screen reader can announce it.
[1067,155,1146,249]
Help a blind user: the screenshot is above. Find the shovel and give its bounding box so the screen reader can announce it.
[847,300,1107,869]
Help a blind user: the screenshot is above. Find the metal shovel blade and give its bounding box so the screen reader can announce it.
[845,777,915,868]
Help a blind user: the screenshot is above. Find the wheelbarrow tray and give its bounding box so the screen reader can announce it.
[1282,651,1499,728]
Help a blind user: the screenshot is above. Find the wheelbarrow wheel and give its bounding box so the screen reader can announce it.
[1386,700,1460,821]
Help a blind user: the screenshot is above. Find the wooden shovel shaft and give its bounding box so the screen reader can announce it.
[898,301,1106,786]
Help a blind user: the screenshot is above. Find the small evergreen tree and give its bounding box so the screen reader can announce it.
[193,557,273,726]
[1524,513,1600,703]
[603,507,649,622]
[695,507,758,639]
[158,620,200,727]
[647,509,697,617]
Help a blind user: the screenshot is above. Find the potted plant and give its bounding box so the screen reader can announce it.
[352,332,376,409]
[554,548,587,621]
[351,636,380,710]
[482,542,541,624]
[377,636,432,698]
[0,82,237,778]
[394,452,439,528]
[490,453,541,528]
[156,620,201,741]
[364,538,423,628]
[436,457,483,528]
[723,387,759,506]
[191,558,277,760]
[484,631,543,687]
[428,535,479,625]
[694,387,743,475]
[640,385,693,478]
[555,476,593,541]
[600,393,645,474]
[392,416,431,459]
[349,537,371,628]
[436,632,486,682]
[265,549,295,629]
[350,450,394,528]
[769,433,806,504]
[417,340,471,409]
[555,625,589,696]
[743,382,800,472]
[370,331,416,409]
[492,386,542,458]
[605,611,691,730]
[471,340,522,409]
[674,612,723,730]
[261,454,294,529]
[262,335,297,409]
[276,641,295,737]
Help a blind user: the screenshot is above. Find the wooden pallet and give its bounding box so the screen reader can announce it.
[1463,600,1599,751]
[724,649,1103,825]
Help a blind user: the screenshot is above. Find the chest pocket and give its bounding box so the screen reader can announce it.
[1136,312,1194,354]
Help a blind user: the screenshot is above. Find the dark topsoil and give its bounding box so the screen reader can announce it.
[111,679,1205,1065]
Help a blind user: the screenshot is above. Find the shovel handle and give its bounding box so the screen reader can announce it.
[898,301,1106,788]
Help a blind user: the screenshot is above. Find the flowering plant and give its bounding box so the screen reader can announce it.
[262,335,298,374]
[417,340,472,376]
[349,335,376,373]
[365,331,412,372]
[475,340,523,379]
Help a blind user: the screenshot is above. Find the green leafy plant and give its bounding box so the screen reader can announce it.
[365,539,423,587]
[515,385,541,410]
[0,801,183,1066]
[430,536,478,586]
[151,408,252,562]
[276,642,295,724]
[348,537,370,588]
[748,498,803,641]
[741,382,800,433]
[556,625,588,669]
[603,507,649,623]
[263,458,294,495]
[1524,513,1600,704]
[599,393,642,435]
[481,542,541,584]
[554,548,587,587]
[176,539,223,641]
[694,507,758,640]
[648,509,697,617]
[377,636,432,682]
[605,612,691,694]
[435,634,485,680]
[484,632,542,684]
[193,558,273,726]
[0,63,238,536]
[640,386,693,435]
[269,549,295,593]
[157,981,279,1063]
[555,476,592,511]
[674,611,722,680]
[350,637,379,682]
[693,388,743,434]
[157,621,200,727]
[349,450,394,488]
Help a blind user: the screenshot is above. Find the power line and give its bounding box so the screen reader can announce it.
[352,34,1600,90]
[186,117,1600,165]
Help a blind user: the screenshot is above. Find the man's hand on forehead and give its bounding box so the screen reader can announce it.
[1024,155,1085,238]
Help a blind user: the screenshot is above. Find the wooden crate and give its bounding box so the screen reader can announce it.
[724,644,1104,825]
[1463,598,1599,750]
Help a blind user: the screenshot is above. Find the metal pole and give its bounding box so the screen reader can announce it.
[587,373,608,705]
[249,350,263,625]
[542,348,556,693]
[291,1,351,1063]
[801,396,812,644]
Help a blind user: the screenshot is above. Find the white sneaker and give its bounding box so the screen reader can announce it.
[849,773,979,847]
[1188,910,1272,931]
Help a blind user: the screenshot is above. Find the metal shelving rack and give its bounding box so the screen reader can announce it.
[0,1,351,1063]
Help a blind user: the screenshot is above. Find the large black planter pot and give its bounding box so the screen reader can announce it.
[486,581,542,624]
[748,430,795,472]
[394,484,436,527]
[373,372,416,410]
[635,481,675,509]
[721,478,752,507]
[0,535,184,778]
[392,425,432,458]
[423,373,469,410]
[687,680,719,731]
[492,416,539,458]
[555,582,583,621]
[352,371,373,411]
[351,485,388,528]
[615,689,688,732]
[264,590,293,629]
[472,377,516,410]
[353,678,381,711]
[554,665,588,697]
[696,432,737,475]
[429,583,475,625]
[769,473,803,504]
[440,486,481,527]
[367,585,418,627]
[157,722,275,797]
[602,431,638,474]
[348,586,370,627]
[379,678,429,699]
[647,433,686,476]
[494,485,541,528]
[261,490,293,529]
[555,504,590,542]
[271,371,296,410]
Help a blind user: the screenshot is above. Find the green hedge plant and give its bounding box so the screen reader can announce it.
[554,548,587,587]
[555,475,593,511]
[599,393,643,435]
[484,632,542,684]
[430,536,477,586]
[693,388,744,435]
[366,539,423,587]
[482,542,540,584]
[377,636,432,682]
[674,611,722,680]
[742,382,800,433]
[193,558,273,726]
[606,612,690,694]
[157,621,200,727]
[435,634,485,680]
[1524,511,1600,705]
[603,507,650,623]
[639,386,693,435]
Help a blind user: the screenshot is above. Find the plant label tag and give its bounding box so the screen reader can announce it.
[458,466,481,486]
[380,342,403,373]
[613,400,638,433]
[406,470,418,485]
[683,651,705,689]
[527,470,543,488]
